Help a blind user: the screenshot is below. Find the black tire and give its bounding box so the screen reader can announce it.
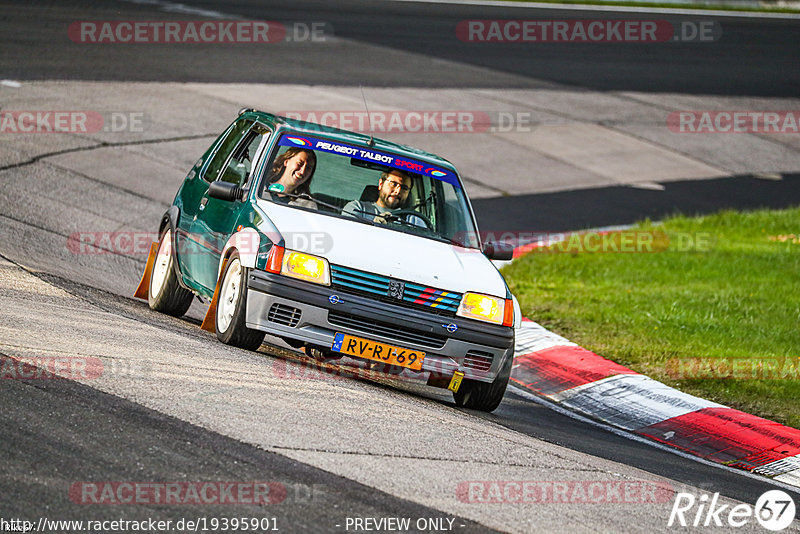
[453,352,513,412]
[215,252,265,351]
[148,228,193,317]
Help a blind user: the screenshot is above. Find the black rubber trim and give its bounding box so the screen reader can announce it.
[247,269,513,349]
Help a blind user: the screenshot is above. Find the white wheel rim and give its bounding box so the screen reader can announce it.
[150,229,172,299]
[217,258,241,334]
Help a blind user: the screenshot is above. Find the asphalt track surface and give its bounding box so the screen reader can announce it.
[471,173,800,232]
[0,359,490,532]
[2,0,798,96]
[2,1,799,532]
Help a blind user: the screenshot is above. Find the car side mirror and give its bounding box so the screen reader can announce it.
[483,241,514,261]
[208,181,244,202]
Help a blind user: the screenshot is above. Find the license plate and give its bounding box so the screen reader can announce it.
[331,333,425,371]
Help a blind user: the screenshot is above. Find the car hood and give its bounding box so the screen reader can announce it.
[256,200,508,297]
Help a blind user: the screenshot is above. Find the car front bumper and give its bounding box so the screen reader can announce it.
[245,269,514,384]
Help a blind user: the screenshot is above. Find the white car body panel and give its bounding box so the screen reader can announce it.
[255,199,509,298]
[219,227,260,274]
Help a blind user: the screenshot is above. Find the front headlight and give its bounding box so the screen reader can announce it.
[281,250,331,285]
[457,292,513,326]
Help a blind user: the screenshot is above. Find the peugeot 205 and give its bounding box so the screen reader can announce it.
[135,109,519,412]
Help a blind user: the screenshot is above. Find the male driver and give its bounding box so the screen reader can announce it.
[343,169,424,226]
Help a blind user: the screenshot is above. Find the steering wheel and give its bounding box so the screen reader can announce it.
[389,209,434,230]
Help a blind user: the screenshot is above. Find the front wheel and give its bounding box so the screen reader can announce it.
[215,252,265,351]
[148,228,193,317]
[453,353,513,412]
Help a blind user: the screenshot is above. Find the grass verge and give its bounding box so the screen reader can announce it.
[503,207,800,428]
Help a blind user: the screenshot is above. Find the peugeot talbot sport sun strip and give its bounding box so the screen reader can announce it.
[135,109,520,412]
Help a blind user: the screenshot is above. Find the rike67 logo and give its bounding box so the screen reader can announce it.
[668,489,796,531]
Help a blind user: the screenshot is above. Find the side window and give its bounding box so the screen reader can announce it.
[412,175,432,223]
[202,119,253,183]
[218,125,272,187]
[440,181,467,238]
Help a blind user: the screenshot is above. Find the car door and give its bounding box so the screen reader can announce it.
[186,122,272,293]
[175,119,252,293]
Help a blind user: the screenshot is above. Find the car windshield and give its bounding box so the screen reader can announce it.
[259,132,481,248]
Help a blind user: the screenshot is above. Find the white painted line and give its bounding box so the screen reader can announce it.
[508,384,800,493]
[756,454,800,477]
[387,0,800,19]
[775,470,800,487]
[628,181,666,191]
[120,0,241,19]
[550,373,725,430]
[1,80,22,88]
[515,320,577,354]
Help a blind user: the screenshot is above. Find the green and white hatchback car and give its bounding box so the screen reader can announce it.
[138,109,519,412]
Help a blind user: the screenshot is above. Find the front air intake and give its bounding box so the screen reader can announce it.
[463,350,493,372]
[267,303,301,327]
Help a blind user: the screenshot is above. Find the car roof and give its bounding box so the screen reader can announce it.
[238,109,458,172]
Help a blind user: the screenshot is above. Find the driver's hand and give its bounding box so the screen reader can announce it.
[374,212,391,225]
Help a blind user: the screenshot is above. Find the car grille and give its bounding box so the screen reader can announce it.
[327,311,446,349]
[330,265,462,316]
[267,303,301,327]
[463,350,494,372]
